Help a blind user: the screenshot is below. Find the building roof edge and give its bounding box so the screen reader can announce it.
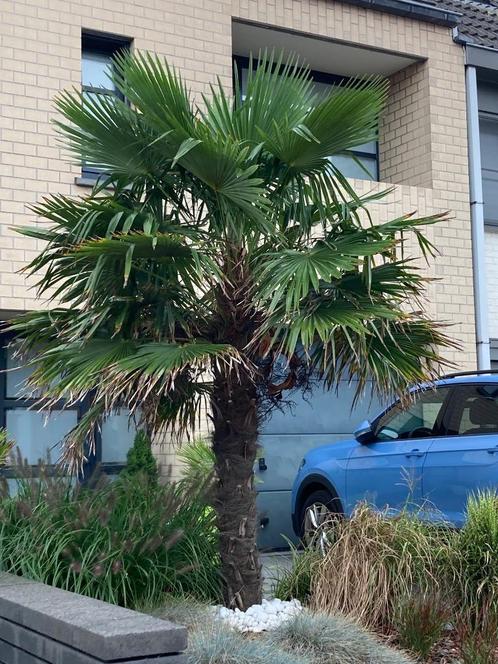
[340,0,461,26]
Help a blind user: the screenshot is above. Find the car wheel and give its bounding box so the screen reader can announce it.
[300,489,341,552]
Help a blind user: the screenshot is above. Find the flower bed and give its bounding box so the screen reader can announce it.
[272,493,498,663]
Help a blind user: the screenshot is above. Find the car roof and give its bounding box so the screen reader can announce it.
[433,373,498,387]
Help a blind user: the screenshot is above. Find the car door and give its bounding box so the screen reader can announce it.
[346,386,451,515]
[423,382,498,526]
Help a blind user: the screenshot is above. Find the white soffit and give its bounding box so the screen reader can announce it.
[232,20,421,77]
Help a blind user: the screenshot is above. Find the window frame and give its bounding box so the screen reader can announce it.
[0,336,129,479]
[477,78,498,226]
[232,54,380,181]
[479,110,498,226]
[81,31,131,180]
[490,338,498,370]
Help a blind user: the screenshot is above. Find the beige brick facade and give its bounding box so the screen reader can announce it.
[0,0,475,473]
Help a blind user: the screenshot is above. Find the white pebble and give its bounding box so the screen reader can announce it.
[213,597,303,633]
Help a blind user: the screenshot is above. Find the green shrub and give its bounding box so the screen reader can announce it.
[0,470,220,608]
[177,440,215,492]
[188,624,307,664]
[268,610,414,664]
[274,544,320,604]
[310,503,456,630]
[121,430,158,484]
[456,490,498,613]
[393,592,450,660]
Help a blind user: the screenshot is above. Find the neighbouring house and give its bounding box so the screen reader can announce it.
[0,0,491,544]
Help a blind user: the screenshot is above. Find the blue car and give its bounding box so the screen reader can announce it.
[291,371,498,540]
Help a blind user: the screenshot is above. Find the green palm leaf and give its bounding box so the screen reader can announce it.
[293,78,388,166]
[204,51,316,146]
[112,52,268,227]
[326,318,457,402]
[55,90,170,179]
[113,341,240,377]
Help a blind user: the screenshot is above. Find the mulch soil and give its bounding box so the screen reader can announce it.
[427,633,462,663]
[391,631,498,663]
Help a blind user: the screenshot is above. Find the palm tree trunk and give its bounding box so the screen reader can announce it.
[211,247,263,609]
[212,359,262,609]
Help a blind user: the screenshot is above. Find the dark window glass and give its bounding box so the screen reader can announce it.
[81,32,130,179]
[479,115,498,224]
[235,56,379,181]
[491,338,498,367]
[1,344,80,466]
[0,341,135,476]
[446,384,498,436]
[374,388,450,441]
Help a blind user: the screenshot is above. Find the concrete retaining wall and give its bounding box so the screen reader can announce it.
[0,573,187,663]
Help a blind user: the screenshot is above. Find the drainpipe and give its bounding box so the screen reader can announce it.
[465,64,491,369]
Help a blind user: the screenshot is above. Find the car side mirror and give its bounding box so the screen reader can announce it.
[354,419,376,444]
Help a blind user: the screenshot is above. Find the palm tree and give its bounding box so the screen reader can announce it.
[10,52,455,609]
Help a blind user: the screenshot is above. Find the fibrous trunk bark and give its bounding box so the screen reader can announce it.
[212,364,261,609]
[211,247,262,609]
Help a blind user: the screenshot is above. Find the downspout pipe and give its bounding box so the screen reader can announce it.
[465,64,491,369]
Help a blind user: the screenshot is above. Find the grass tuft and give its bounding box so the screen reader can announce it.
[268,610,414,664]
[456,602,498,664]
[393,591,450,660]
[188,624,307,664]
[310,503,456,630]
[149,595,212,629]
[455,490,498,614]
[274,543,320,604]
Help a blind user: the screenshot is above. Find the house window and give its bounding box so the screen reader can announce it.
[0,340,136,478]
[234,56,379,181]
[490,339,498,371]
[478,81,498,225]
[480,114,498,225]
[81,31,131,180]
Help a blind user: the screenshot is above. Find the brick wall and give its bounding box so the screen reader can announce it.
[380,62,432,188]
[152,404,213,482]
[0,0,476,473]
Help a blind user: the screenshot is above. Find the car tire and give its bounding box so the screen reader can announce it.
[299,489,342,550]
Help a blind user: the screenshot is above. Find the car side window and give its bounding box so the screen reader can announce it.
[447,384,498,436]
[374,387,450,442]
